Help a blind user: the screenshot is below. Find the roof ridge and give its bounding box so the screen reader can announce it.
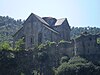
[31,13,49,25]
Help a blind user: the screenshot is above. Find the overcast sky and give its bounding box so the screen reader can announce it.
[0,0,100,27]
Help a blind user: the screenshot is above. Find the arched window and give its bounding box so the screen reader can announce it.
[38,33,42,45]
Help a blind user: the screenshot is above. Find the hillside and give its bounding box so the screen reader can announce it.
[71,26,100,39]
[0,16,23,42]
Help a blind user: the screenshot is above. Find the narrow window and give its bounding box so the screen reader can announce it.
[38,33,42,45]
[31,36,34,44]
[31,38,32,43]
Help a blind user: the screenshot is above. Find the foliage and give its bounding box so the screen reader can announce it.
[0,50,17,75]
[37,41,56,51]
[14,38,25,51]
[97,38,100,44]
[38,44,46,50]
[7,52,15,58]
[45,41,56,46]
[59,40,67,43]
[59,40,70,44]
[60,56,69,64]
[20,72,25,75]
[56,56,99,75]
[58,40,70,48]
[0,15,23,42]
[0,41,12,51]
[68,56,87,64]
[71,27,100,39]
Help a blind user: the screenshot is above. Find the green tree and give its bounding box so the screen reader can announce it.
[56,56,99,75]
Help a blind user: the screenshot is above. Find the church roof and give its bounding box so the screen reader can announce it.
[13,13,59,37]
[29,13,59,34]
[42,17,57,26]
[55,18,66,26]
[31,13,49,25]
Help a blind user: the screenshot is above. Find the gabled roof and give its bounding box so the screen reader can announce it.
[31,13,49,25]
[55,18,66,26]
[29,13,59,34]
[13,13,59,37]
[24,13,49,25]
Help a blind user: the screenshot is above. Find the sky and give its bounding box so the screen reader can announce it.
[0,0,100,27]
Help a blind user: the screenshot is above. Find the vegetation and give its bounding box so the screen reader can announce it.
[0,15,23,42]
[37,41,56,50]
[56,56,100,75]
[0,41,100,75]
[59,40,69,44]
[60,56,69,64]
[71,26,100,39]
[97,38,100,44]
[0,41,12,51]
[14,38,25,51]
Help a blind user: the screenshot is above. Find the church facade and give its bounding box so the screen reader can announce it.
[13,13,71,49]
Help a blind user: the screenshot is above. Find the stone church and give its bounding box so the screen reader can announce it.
[13,13,71,49]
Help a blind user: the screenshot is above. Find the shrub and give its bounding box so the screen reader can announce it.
[60,56,69,64]
[68,56,87,64]
[56,56,98,75]
[97,38,100,44]
[37,41,56,51]
[38,44,46,51]
[14,38,25,51]
[0,41,12,51]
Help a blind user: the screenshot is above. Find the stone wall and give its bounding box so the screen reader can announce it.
[75,34,100,56]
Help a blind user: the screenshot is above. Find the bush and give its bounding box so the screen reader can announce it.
[38,44,46,51]
[14,38,25,51]
[0,41,12,51]
[37,41,56,51]
[97,38,100,44]
[68,56,87,64]
[56,56,99,75]
[60,56,69,64]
